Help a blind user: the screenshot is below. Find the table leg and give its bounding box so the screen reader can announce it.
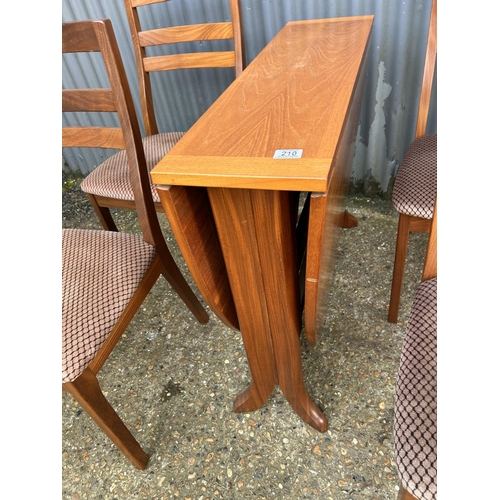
[341,210,358,228]
[208,187,328,432]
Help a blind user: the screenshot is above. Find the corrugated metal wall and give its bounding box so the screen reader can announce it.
[62,0,437,195]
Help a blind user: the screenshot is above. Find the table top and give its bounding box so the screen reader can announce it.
[151,16,374,193]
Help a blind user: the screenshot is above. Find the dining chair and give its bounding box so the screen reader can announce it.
[393,199,437,500]
[78,0,246,232]
[62,18,209,469]
[388,0,437,323]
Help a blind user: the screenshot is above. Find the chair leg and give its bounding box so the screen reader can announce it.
[340,209,358,228]
[63,368,149,470]
[388,214,432,323]
[85,193,119,232]
[388,213,411,323]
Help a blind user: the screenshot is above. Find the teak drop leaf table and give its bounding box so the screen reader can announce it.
[151,16,374,432]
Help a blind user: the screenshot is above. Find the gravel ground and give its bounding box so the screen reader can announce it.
[62,175,428,500]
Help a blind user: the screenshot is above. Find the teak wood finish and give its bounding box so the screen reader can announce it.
[388,0,437,323]
[422,199,437,282]
[81,0,246,232]
[125,0,245,137]
[152,17,374,432]
[62,19,208,469]
[62,23,208,325]
[158,185,240,330]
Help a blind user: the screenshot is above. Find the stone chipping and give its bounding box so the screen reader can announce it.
[62,176,428,500]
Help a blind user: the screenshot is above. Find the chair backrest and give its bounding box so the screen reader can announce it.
[422,198,437,281]
[62,19,168,253]
[123,0,246,136]
[415,0,437,139]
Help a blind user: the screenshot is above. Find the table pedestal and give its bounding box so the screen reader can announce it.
[208,187,328,432]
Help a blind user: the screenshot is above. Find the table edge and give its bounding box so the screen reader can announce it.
[152,156,332,192]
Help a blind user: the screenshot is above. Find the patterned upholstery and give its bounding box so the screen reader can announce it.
[393,277,437,500]
[80,132,185,203]
[62,228,156,384]
[392,134,437,219]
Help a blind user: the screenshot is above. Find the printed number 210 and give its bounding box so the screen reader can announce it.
[273,149,303,159]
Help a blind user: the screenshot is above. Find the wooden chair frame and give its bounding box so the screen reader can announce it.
[62,19,208,469]
[422,199,437,282]
[388,0,437,323]
[63,20,208,324]
[84,0,246,231]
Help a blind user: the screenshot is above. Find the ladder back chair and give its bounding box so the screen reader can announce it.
[79,0,246,231]
[388,0,437,323]
[393,199,437,500]
[62,18,208,469]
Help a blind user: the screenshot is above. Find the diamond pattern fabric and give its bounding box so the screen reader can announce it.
[393,277,437,500]
[392,134,437,219]
[80,132,184,203]
[62,228,156,383]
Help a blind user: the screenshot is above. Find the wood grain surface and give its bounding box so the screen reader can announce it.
[151,16,374,191]
[157,185,240,330]
[152,17,374,431]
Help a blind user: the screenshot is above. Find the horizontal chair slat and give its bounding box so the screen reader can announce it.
[63,89,117,113]
[143,51,236,72]
[138,22,234,46]
[62,127,125,150]
[130,0,167,7]
[62,21,99,53]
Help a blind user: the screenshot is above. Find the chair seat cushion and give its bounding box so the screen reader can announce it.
[62,228,156,383]
[80,132,184,203]
[392,134,437,219]
[393,277,437,500]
